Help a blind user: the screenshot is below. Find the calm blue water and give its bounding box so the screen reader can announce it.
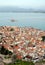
[0,12,45,30]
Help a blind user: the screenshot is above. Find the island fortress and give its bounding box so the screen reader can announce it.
[0,26,45,61]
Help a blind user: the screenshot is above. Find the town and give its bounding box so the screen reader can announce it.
[0,26,45,65]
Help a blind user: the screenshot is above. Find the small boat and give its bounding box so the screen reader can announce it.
[11,19,15,22]
[11,18,17,22]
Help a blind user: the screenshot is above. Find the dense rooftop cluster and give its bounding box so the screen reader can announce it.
[0,26,45,62]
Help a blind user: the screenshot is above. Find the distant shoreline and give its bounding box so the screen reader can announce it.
[0,11,45,13]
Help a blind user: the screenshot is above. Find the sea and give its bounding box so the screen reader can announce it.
[0,12,45,30]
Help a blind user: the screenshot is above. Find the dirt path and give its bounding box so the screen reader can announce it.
[3,58,12,64]
[0,54,12,64]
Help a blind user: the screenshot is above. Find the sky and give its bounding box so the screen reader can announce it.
[0,0,45,8]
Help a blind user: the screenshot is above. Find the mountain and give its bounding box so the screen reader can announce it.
[0,6,45,12]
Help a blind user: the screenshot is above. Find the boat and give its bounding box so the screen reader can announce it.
[11,18,16,22]
[11,19,15,22]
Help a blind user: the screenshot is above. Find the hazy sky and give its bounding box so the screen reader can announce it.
[0,0,45,8]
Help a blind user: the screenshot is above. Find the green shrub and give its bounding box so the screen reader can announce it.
[4,60,35,65]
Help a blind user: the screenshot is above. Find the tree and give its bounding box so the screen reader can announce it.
[0,46,12,55]
[42,36,45,42]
